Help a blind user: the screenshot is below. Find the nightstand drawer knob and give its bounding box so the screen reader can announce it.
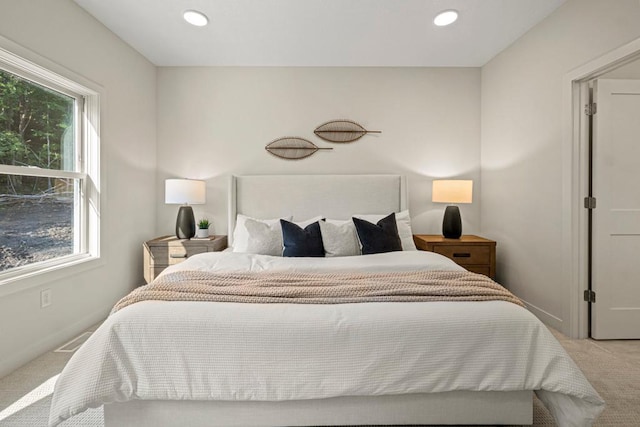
[170,253,187,258]
[453,253,471,258]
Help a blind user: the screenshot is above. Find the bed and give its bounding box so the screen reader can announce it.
[49,175,604,427]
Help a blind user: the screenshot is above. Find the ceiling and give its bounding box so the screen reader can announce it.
[73,0,567,67]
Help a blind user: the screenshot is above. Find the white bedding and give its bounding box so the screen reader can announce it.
[49,251,604,426]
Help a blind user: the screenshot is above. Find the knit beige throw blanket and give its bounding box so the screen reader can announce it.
[112,270,524,313]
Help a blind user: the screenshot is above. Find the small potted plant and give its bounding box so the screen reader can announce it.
[196,218,210,238]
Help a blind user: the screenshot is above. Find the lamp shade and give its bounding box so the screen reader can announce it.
[432,180,473,204]
[165,179,206,205]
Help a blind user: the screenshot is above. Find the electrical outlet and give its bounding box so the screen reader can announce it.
[41,289,52,308]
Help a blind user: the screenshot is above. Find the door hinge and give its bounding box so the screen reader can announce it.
[584,289,596,303]
[585,102,597,115]
[584,196,596,209]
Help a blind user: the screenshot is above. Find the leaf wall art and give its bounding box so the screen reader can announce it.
[314,120,381,143]
[265,137,332,160]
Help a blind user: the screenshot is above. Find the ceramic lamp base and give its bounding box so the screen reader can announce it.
[176,205,196,239]
[442,205,462,239]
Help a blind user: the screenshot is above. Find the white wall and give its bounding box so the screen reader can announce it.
[480,0,640,333]
[156,67,481,238]
[0,0,156,377]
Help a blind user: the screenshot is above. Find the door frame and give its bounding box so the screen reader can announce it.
[563,37,640,338]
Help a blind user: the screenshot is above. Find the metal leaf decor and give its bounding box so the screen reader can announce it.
[265,137,332,160]
[314,120,381,143]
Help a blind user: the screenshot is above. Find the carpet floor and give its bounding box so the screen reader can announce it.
[0,325,638,426]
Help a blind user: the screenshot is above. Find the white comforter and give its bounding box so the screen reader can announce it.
[49,251,604,426]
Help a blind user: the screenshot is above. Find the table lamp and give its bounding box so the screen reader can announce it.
[432,180,473,239]
[165,179,206,239]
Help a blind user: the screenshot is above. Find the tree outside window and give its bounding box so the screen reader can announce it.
[0,67,79,272]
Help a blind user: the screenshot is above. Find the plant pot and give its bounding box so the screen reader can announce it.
[195,228,209,239]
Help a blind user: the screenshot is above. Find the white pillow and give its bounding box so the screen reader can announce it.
[232,214,322,256]
[247,218,289,256]
[353,210,417,251]
[232,214,292,254]
[319,219,361,257]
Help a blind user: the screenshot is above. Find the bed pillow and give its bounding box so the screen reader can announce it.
[242,217,288,256]
[353,210,417,251]
[352,213,402,255]
[318,219,361,257]
[232,214,292,255]
[281,219,325,257]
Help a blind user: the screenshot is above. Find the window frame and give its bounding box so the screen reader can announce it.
[0,43,101,289]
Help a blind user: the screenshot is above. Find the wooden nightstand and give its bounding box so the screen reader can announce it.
[143,235,228,283]
[413,235,496,279]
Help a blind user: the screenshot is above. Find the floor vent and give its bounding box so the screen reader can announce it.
[54,331,93,353]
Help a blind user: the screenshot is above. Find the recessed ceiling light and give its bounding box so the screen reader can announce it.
[183,10,209,27]
[434,10,458,27]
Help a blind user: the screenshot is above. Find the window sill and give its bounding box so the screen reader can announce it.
[0,254,103,298]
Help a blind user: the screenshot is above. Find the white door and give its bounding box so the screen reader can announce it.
[592,78,640,339]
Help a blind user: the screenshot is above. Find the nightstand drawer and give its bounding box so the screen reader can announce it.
[143,235,228,283]
[149,245,209,265]
[433,245,491,265]
[168,244,208,262]
[413,235,496,279]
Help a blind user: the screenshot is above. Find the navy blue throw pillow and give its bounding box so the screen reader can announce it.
[280,219,325,257]
[352,213,402,255]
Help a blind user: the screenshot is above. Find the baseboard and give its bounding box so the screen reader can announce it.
[0,309,107,378]
[521,298,564,332]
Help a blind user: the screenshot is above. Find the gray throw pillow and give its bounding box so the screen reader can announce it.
[319,219,361,257]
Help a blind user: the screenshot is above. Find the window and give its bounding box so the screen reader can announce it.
[0,47,100,283]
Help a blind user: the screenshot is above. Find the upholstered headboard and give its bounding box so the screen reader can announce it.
[228,175,407,245]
